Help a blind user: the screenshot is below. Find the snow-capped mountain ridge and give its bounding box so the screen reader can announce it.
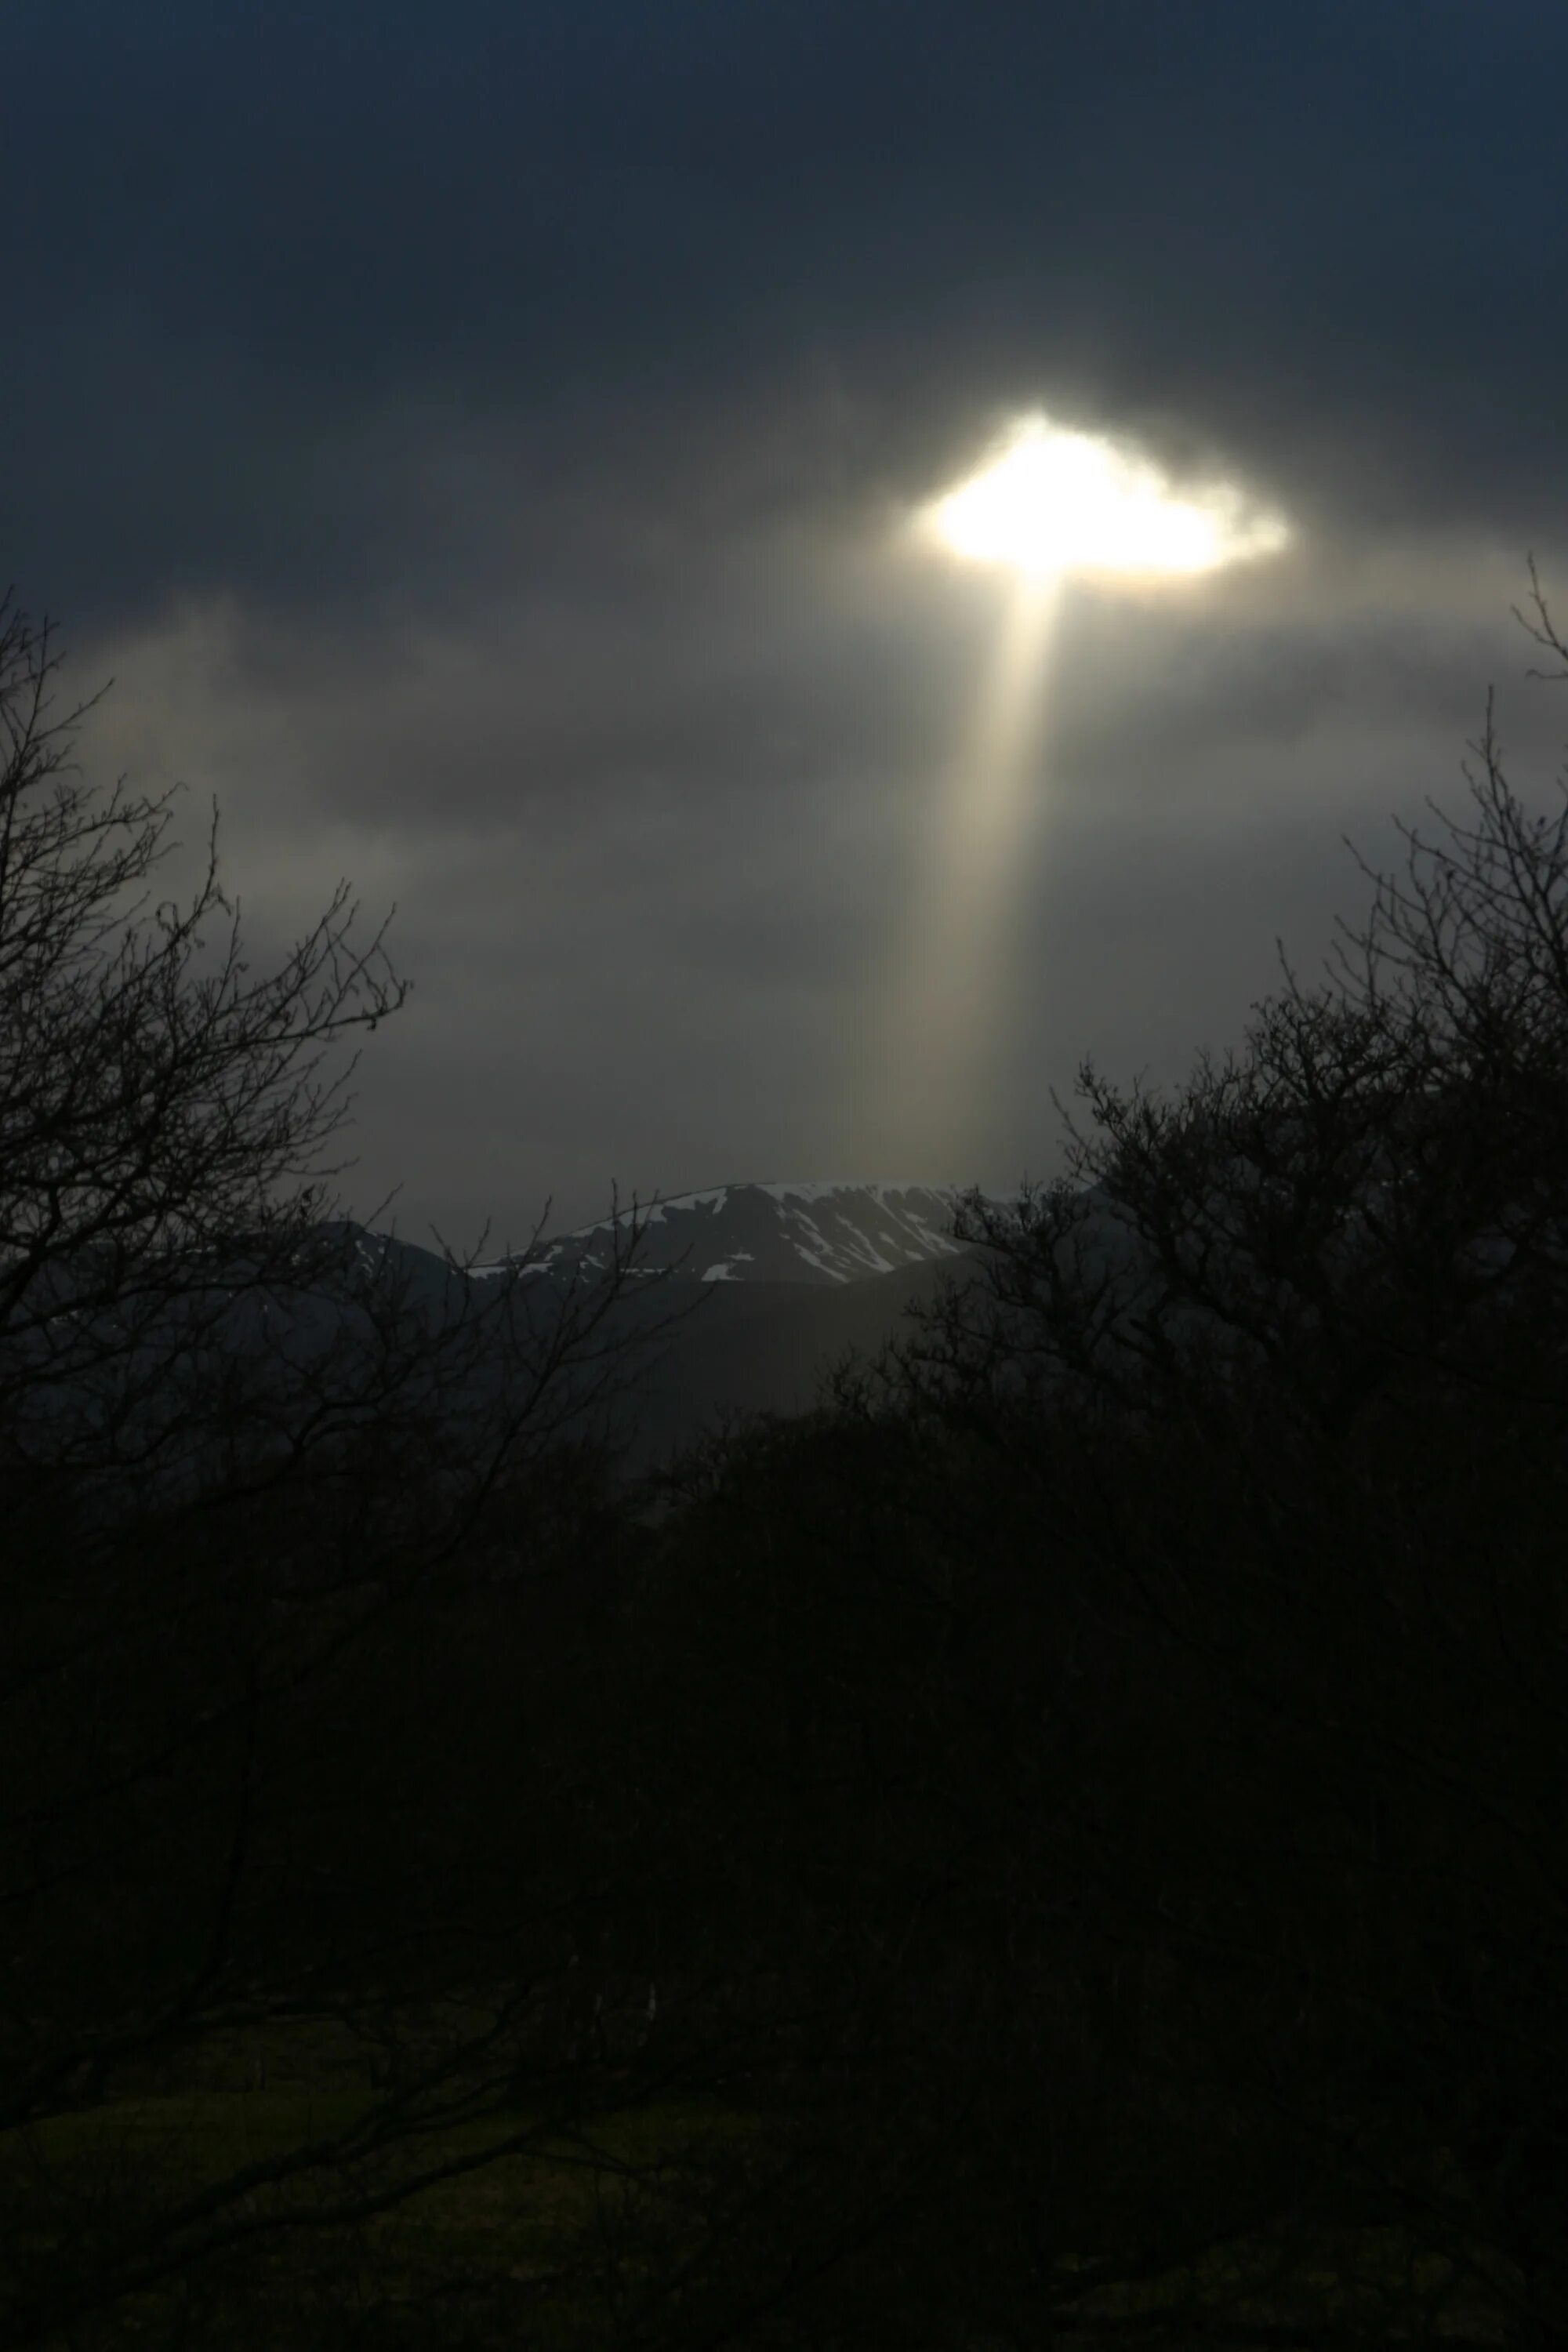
[483,1180,992,1289]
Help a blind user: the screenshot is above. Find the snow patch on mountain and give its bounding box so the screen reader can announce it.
[478,1181,992,1288]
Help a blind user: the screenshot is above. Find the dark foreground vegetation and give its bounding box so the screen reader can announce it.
[4,575,1568,2347]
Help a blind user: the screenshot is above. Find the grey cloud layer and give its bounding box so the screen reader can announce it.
[10,0,1568,1236]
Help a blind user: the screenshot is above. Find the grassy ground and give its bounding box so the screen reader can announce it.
[2,2024,757,2347]
[1049,2220,1519,2344]
[2,2043,1526,2349]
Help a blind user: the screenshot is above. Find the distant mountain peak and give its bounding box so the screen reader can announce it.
[483,1178,989,1287]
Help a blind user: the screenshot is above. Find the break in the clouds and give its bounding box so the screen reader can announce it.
[7,0,1568,1240]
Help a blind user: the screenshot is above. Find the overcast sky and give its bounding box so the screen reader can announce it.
[9,0,1568,1244]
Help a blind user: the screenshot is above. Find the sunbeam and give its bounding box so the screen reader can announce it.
[868,413,1292,1175]
[869,572,1062,1164]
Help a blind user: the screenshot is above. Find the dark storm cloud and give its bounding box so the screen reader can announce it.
[11,0,1568,620]
[7,0,1568,1233]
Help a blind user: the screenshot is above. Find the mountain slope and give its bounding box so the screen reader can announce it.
[607,1250,983,1468]
[490,1181,985,1288]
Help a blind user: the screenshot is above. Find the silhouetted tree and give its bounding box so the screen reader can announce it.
[577,569,1568,2351]
[876,566,1568,2347]
[0,591,693,2347]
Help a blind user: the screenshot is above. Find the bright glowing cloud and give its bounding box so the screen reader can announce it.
[922,413,1292,581]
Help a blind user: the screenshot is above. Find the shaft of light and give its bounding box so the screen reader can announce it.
[867,574,1060,1167]
[862,412,1290,1176]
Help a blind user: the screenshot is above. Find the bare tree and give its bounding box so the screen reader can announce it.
[869,571,1568,2349]
[0,591,702,2347]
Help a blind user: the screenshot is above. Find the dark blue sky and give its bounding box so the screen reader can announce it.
[8,1,1568,1236]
